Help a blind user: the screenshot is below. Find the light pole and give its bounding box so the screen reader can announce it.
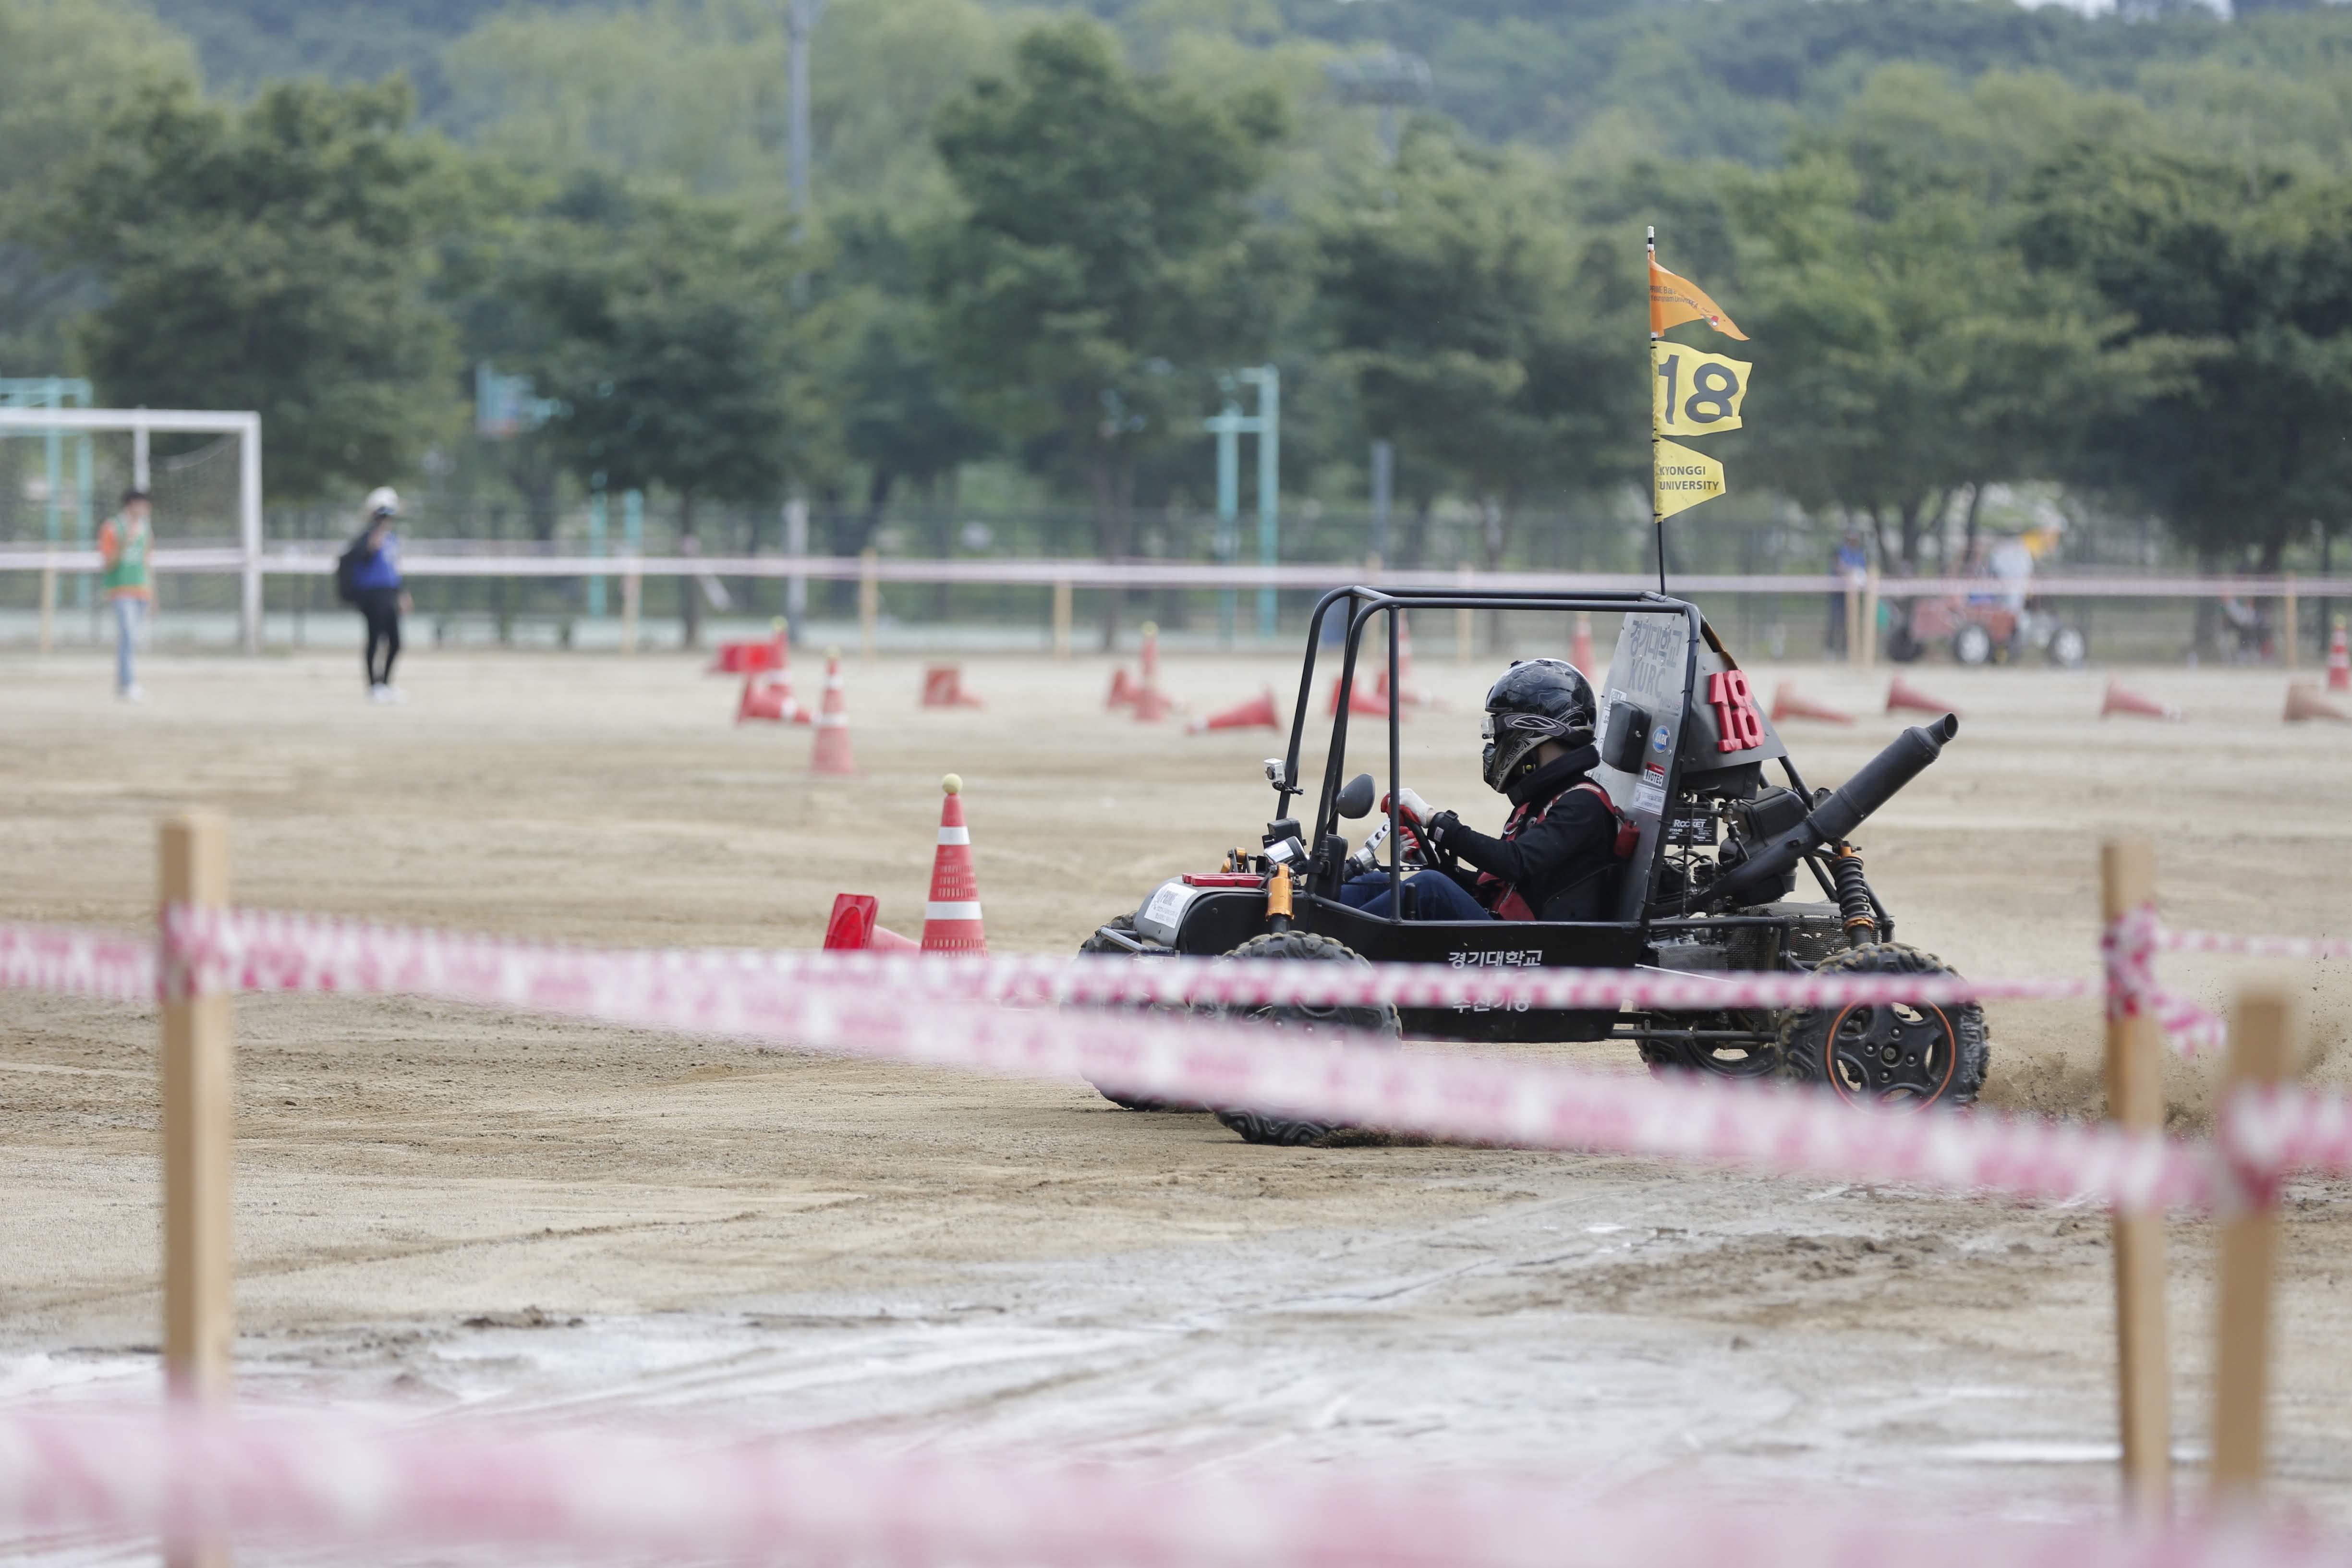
[788,0,826,231]
[1322,44,1431,162]
[1203,366,1281,644]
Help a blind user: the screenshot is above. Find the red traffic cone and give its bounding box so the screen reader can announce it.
[1327,674,1389,717]
[1886,674,1959,716]
[2286,681,2352,723]
[1188,688,1279,734]
[921,665,984,708]
[1571,612,1595,677]
[2101,679,2181,722]
[921,774,986,954]
[1133,620,1172,722]
[1107,667,1138,709]
[810,647,857,774]
[821,895,919,951]
[2329,617,2350,693]
[1769,682,1853,725]
[711,616,790,674]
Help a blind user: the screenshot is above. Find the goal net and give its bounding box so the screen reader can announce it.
[0,409,261,650]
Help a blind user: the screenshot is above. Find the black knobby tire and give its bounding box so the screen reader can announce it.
[1778,942,1988,1109]
[1208,931,1401,1147]
[1078,915,1188,1111]
[1637,1012,1784,1081]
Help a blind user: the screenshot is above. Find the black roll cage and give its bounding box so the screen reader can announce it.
[1271,585,1707,929]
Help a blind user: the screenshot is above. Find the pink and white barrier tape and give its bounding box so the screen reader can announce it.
[0,1407,2332,1568]
[150,904,2091,1014]
[138,909,2217,1214]
[0,921,156,1003]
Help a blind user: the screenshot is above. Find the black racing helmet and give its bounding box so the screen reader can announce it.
[1480,657,1598,793]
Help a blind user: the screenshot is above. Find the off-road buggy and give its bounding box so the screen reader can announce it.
[1080,586,1988,1145]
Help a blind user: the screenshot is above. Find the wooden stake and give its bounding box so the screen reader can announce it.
[619,568,640,655]
[1456,566,1473,664]
[2283,575,2300,671]
[1052,579,1072,661]
[37,564,55,656]
[2102,838,2171,1511]
[1861,565,1879,670]
[859,547,880,662]
[161,812,233,1568]
[2211,987,2293,1504]
[1845,581,1862,669]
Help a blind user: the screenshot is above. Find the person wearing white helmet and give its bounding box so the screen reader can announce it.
[336,486,410,702]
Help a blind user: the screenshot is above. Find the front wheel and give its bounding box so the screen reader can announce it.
[1208,930,1400,1147]
[2046,625,2087,668]
[1951,623,1994,667]
[1778,942,1988,1109]
[1078,915,1187,1111]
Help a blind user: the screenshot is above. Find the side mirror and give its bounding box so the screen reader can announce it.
[1335,772,1376,819]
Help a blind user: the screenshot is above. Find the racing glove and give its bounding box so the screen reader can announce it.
[1423,810,1462,848]
[1385,788,1438,826]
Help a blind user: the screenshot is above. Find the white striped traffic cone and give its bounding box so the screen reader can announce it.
[920,774,986,954]
[810,646,856,774]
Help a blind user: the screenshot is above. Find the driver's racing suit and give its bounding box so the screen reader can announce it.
[1341,745,1624,921]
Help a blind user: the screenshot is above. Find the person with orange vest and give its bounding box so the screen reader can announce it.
[97,488,153,702]
[1341,659,1624,921]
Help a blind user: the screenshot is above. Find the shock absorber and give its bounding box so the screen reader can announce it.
[1832,843,1879,948]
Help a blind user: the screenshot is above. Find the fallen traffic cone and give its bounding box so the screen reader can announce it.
[921,664,984,708]
[1133,621,1172,722]
[2330,617,2350,693]
[820,893,919,952]
[1770,682,1853,725]
[1328,674,1389,717]
[2286,681,2352,723]
[736,672,806,725]
[1886,674,1959,716]
[810,646,857,774]
[2101,679,2182,721]
[1189,688,1280,734]
[711,616,790,674]
[1571,612,1595,677]
[1107,667,1138,709]
[921,774,986,954]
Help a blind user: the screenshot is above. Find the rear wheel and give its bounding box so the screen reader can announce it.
[2047,625,2087,668]
[1078,916,1187,1111]
[1208,931,1401,1147]
[1952,623,1994,666]
[1778,942,1988,1109]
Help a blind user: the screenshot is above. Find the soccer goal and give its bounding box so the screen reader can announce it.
[0,406,263,653]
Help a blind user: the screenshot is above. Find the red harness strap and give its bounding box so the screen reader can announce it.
[1475,781,1635,922]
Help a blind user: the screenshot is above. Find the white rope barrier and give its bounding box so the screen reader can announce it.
[0,1407,2333,1568]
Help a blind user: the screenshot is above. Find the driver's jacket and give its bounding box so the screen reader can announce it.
[1438,749,1624,921]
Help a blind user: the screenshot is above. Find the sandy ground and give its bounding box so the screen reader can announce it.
[7,640,2352,1551]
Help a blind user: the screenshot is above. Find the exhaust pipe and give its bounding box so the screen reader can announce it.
[1710,714,1959,909]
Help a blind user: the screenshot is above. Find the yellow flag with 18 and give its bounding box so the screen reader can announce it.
[1652,343,1750,437]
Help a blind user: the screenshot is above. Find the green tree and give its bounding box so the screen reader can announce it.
[512,179,809,646]
[53,77,460,500]
[1317,126,1641,574]
[0,0,198,371]
[1725,70,2187,572]
[927,18,1287,645]
[2021,141,2352,578]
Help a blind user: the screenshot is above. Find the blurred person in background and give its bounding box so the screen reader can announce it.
[97,488,152,702]
[338,486,410,703]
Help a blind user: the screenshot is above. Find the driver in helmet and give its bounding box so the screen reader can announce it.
[1338,658,1624,922]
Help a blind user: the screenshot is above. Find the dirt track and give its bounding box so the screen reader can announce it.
[6,644,2352,1525]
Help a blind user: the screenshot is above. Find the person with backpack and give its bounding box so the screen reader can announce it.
[1338,658,1625,921]
[339,486,409,702]
[97,487,153,702]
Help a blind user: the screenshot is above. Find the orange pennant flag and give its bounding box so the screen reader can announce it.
[1649,256,1747,341]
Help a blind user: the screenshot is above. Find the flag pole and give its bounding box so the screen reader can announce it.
[1648,225,1666,596]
